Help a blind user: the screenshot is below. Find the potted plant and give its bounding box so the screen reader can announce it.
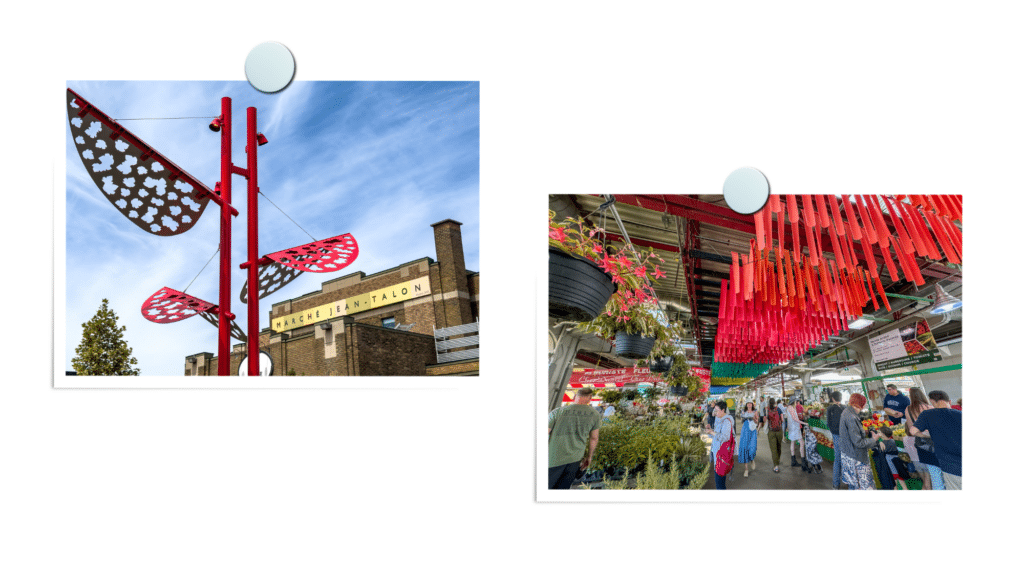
[647,353,674,373]
[550,212,686,361]
[548,212,617,322]
[597,388,623,405]
[640,385,664,405]
[657,351,702,397]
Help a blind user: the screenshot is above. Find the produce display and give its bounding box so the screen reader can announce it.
[891,424,906,438]
[861,413,893,432]
[814,431,834,449]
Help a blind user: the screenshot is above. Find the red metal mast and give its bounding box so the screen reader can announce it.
[217,97,235,376]
[245,106,260,376]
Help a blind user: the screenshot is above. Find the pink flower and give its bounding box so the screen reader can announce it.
[633,266,647,279]
[549,227,567,242]
[653,266,667,279]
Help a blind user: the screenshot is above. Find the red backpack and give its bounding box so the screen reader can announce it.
[714,422,736,476]
[767,407,782,432]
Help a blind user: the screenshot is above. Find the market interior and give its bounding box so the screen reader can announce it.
[547,194,962,490]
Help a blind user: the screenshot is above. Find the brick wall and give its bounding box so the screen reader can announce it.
[426,359,479,376]
[187,218,477,376]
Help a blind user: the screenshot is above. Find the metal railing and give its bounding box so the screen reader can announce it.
[433,321,479,363]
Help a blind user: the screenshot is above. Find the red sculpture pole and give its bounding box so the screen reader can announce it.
[218,97,234,375]
[246,106,260,376]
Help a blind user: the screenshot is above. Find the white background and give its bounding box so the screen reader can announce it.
[3,2,1021,571]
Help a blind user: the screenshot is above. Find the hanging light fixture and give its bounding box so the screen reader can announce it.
[930,283,962,314]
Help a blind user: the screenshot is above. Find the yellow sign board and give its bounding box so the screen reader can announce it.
[272,276,431,332]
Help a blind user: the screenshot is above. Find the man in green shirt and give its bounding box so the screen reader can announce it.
[548,387,603,489]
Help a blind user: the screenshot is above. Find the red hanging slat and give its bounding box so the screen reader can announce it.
[878,241,901,281]
[803,214,819,267]
[777,198,787,252]
[754,207,766,251]
[882,195,916,255]
[843,196,860,241]
[855,195,878,244]
[815,195,831,228]
[941,216,963,260]
[865,195,891,249]
[803,195,817,228]
[787,195,800,223]
[874,274,891,312]
[865,267,880,311]
[903,199,942,260]
[827,195,846,236]
[923,208,961,265]
[825,207,848,272]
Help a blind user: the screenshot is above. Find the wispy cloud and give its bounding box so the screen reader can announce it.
[64,81,479,375]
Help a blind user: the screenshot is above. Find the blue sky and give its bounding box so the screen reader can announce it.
[65,81,479,375]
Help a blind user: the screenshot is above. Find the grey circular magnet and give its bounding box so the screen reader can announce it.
[723,167,770,215]
[245,42,296,94]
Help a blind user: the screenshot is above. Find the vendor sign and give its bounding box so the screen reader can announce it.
[568,367,664,387]
[868,319,941,371]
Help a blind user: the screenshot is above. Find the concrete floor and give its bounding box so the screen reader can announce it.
[699,424,839,490]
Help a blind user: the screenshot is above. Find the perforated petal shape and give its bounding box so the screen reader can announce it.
[198,311,247,342]
[240,261,304,304]
[66,89,213,236]
[141,287,215,323]
[264,233,359,273]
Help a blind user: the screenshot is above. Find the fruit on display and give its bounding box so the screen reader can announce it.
[814,431,834,449]
[862,413,893,432]
[891,424,906,438]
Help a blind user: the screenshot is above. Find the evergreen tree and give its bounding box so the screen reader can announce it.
[71,299,141,375]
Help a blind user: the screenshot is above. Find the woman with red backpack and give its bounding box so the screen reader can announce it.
[765,398,785,472]
[709,400,736,489]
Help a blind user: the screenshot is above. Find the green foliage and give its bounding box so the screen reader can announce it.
[598,389,623,404]
[640,385,664,404]
[601,468,632,489]
[590,417,708,473]
[634,453,682,489]
[71,299,140,376]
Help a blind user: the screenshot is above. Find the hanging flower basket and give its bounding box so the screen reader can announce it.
[614,331,656,359]
[649,355,674,373]
[549,247,615,322]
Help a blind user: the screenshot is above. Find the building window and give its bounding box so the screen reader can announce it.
[382,317,396,329]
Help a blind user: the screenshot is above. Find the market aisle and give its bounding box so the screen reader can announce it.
[703,423,836,490]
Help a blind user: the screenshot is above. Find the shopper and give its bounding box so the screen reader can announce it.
[548,388,602,489]
[908,390,962,490]
[874,426,908,490]
[705,400,716,431]
[603,402,616,419]
[826,391,845,489]
[765,398,785,472]
[903,387,942,490]
[709,400,735,489]
[738,401,759,477]
[757,396,767,432]
[952,398,962,411]
[786,398,805,469]
[882,384,911,424]
[802,423,823,474]
[837,393,881,490]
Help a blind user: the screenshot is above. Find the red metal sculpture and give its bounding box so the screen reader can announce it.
[66,88,360,376]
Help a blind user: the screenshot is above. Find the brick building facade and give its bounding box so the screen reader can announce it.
[185,219,479,376]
